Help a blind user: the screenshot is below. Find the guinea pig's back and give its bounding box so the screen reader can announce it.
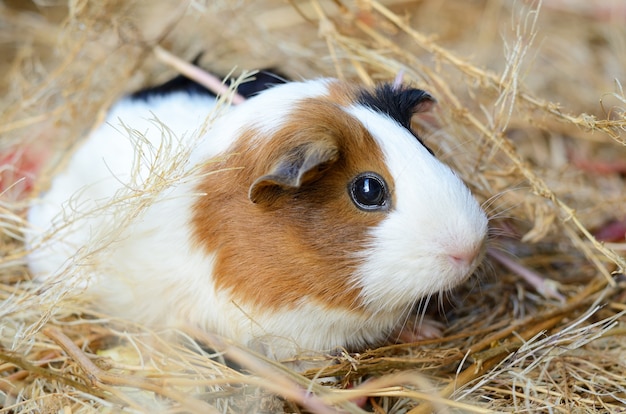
[26,92,217,279]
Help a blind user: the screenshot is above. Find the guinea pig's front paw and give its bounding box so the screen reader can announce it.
[393,317,445,343]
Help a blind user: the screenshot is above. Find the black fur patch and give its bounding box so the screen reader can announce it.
[236,71,288,98]
[356,83,435,153]
[130,74,215,100]
[130,69,288,101]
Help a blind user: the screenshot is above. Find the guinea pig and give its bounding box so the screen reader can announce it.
[26,73,488,361]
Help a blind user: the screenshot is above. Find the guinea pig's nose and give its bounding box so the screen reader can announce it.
[448,242,486,271]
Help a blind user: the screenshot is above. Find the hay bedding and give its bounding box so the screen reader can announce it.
[1,0,625,412]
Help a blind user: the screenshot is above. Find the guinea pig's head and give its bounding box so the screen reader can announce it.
[192,79,488,316]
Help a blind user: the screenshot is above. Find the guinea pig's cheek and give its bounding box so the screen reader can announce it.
[354,201,485,311]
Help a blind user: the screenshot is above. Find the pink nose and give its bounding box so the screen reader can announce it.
[448,245,484,269]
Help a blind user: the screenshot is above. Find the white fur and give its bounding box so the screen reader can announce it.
[27,92,216,283]
[27,79,487,361]
[346,106,488,312]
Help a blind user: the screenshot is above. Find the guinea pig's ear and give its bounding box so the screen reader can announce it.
[411,91,436,114]
[249,141,339,205]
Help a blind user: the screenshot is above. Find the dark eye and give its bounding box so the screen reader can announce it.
[349,172,390,211]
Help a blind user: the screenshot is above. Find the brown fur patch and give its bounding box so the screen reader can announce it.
[191,95,392,312]
[325,79,359,106]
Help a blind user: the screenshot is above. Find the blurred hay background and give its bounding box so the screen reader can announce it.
[1,0,626,412]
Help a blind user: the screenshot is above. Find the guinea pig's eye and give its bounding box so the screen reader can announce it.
[349,172,390,211]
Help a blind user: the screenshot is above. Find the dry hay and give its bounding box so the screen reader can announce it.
[1,0,626,412]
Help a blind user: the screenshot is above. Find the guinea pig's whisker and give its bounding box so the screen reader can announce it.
[480,186,528,219]
[476,258,497,287]
[486,225,519,240]
[438,291,450,315]
[416,294,432,325]
[389,298,422,344]
[407,294,432,336]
